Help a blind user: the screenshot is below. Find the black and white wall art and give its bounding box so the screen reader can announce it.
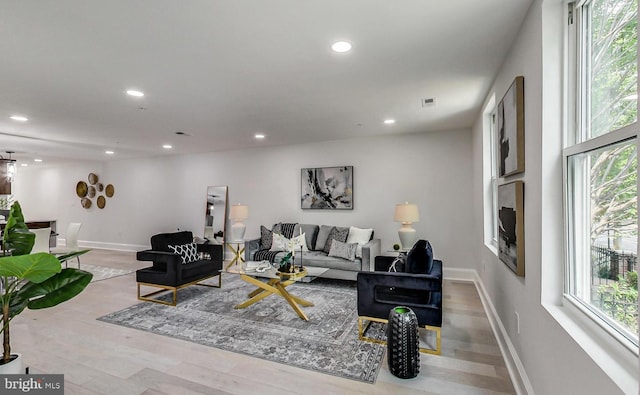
[301,166,353,209]
[498,180,525,276]
[498,76,525,177]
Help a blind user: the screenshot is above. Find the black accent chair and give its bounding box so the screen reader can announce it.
[136,231,223,306]
[357,239,443,354]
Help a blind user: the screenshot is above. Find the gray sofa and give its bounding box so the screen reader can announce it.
[245,223,381,281]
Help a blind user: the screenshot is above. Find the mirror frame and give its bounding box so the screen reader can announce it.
[204,186,228,244]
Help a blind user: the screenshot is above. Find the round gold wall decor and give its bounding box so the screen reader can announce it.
[97,196,106,209]
[96,182,104,192]
[88,173,98,185]
[105,184,115,197]
[81,197,92,209]
[76,181,88,198]
[87,186,96,198]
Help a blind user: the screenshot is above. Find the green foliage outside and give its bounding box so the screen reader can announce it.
[587,0,639,337]
[597,279,638,332]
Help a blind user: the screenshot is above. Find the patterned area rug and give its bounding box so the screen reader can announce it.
[98,275,386,383]
[81,263,135,282]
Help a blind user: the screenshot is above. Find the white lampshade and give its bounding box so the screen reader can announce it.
[229,204,249,220]
[394,202,420,249]
[394,202,419,223]
[229,204,249,242]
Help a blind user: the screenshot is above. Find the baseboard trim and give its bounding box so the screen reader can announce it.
[68,239,148,252]
[473,271,534,395]
[443,267,476,282]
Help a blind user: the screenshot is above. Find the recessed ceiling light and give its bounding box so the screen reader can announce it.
[33,158,42,162]
[163,144,172,149]
[105,150,115,155]
[126,90,144,97]
[331,41,352,53]
[20,163,28,167]
[384,119,396,124]
[9,115,28,122]
[255,134,265,139]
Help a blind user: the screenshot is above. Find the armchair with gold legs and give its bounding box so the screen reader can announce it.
[356,239,442,355]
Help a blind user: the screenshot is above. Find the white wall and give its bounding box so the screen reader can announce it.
[13,130,475,268]
[472,0,633,394]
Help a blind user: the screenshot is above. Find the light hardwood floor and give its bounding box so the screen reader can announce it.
[13,249,516,394]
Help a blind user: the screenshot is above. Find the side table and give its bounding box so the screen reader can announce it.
[375,250,408,272]
[225,240,246,269]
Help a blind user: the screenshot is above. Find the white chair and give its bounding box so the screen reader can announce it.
[51,222,82,268]
[31,227,52,254]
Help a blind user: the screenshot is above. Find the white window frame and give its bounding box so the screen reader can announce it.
[482,94,498,252]
[563,0,639,352]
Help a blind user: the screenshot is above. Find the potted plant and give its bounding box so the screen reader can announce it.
[0,202,92,372]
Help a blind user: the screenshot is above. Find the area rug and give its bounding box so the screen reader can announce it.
[81,263,135,282]
[98,275,386,383]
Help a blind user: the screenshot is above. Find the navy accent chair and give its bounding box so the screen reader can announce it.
[357,239,443,354]
[136,231,223,305]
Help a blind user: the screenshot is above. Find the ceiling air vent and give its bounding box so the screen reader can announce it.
[421,98,436,107]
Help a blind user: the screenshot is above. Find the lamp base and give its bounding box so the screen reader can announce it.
[230,223,246,242]
[398,225,417,250]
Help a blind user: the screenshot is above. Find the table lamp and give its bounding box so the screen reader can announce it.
[229,204,249,242]
[394,202,419,249]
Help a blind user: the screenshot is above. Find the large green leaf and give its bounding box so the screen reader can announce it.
[55,249,91,264]
[0,253,61,282]
[16,268,92,310]
[2,202,35,256]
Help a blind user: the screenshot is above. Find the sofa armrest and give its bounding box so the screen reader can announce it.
[244,238,261,261]
[361,238,381,271]
[136,250,180,273]
[197,243,223,262]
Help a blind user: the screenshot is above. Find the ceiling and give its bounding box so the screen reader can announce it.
[0,0,533,165]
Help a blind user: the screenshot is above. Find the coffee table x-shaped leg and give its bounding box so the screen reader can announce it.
[235,274,314,321]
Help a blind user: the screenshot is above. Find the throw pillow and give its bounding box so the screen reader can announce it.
[323,226,349,254]
[270,232,287,252]
[346,226,374,258]
[260,225,273,249]
[314,225,334,251]
[168,242,199,264]
[270,232,309,252]
[405,240,434,274]
[290,232,309,251]
[328,239,358,261]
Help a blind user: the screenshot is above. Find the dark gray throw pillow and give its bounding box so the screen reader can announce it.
[323,226,349,254]
[260,225,273,249]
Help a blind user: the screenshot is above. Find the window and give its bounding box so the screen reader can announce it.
[565,0,639,347]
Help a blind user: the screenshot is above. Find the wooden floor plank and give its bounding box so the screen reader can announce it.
[12,249,515,394]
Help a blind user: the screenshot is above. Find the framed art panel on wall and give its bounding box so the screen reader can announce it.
[498,180,524,276]
[301,166,353,209]
[498,76,525,177]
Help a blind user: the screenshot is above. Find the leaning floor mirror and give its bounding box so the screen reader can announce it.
[204,186,228,244]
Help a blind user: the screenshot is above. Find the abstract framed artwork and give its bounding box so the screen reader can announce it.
[497,76,525,177]
[301,166,353,209]
[498,180,524,276]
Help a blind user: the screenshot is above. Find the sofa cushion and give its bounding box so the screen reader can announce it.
[328,239,358,261]
[346,226,374,258]
[299,224,319,250]
[260,225,273,249]
[301,251,362,271]
[323,226,349,254]
[168,242,199,264]
[314,225,333,251]
[405,239,434,274]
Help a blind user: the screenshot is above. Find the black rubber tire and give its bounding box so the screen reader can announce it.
[387,306,420,379]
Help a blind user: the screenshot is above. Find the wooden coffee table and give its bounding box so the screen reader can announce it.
[225,263,327,321]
